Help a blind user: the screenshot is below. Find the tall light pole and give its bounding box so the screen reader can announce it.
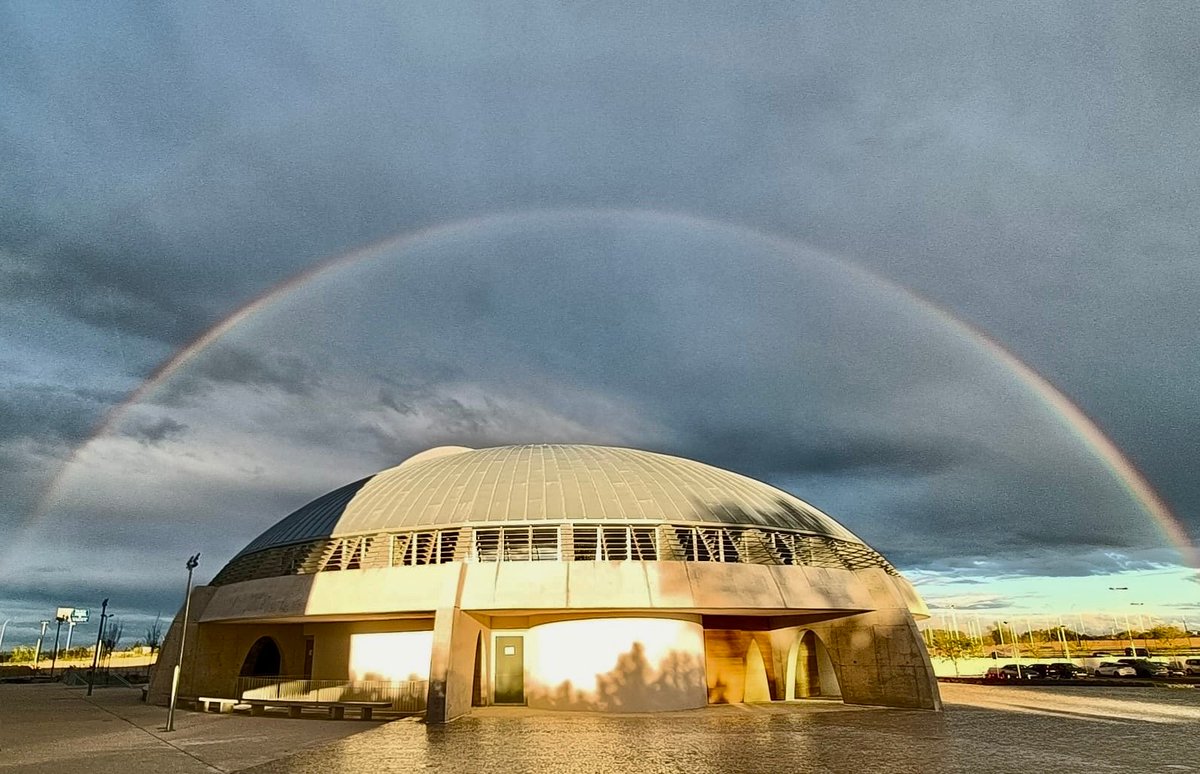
[1003,620,1022,677]
[33,621,49,671]
[1109,587,1136,656]
[1131,603,1146,651]
[166,553,200,733]
[0,619,9,655]
[49,613,66,679]
[87,599,109,697]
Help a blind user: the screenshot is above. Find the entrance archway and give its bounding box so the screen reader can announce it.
[785,630,841,700]
[239,636,283,677]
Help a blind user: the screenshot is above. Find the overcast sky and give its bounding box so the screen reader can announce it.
[2,2,1197,645]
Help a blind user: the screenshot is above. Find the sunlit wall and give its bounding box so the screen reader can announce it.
[524,617,707,711]
[348,631,433,682]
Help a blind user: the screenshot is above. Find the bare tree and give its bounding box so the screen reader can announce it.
[144,614,163,656]
[101,618,124,667]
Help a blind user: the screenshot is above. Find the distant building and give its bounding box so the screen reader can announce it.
[149,444,941,720]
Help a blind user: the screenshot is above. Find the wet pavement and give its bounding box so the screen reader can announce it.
[3,683,1197,773]
[245,684,1200,774]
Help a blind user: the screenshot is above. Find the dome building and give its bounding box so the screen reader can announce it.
[149,444,941,719]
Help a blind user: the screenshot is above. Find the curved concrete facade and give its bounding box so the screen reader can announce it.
[150,444,941,720]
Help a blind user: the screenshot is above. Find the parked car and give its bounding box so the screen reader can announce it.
[1021,664,1051,679]
[1095,662,1137,677]
[1183,658,1200,676]
[997,663,1029,680]
[1047,662,1087,680]
[1116,659,1169,678]
[1123,647,1152,658]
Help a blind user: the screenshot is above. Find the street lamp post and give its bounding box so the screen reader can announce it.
[64,620,76,660]
[0,619,10,655]
[32,621,48,671]
[49,615,65,679]
[1109,587,1137,656]
[1131,603,1146,652]
[1057,620,1071,660]
[87,599,109,697]
[166,553,200,733]
[1005,621,1023,677]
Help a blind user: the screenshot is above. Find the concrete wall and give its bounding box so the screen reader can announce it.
[148,587,307,703]
[804,608,942,710]
[200,561,926,626]
[178,560,939,714]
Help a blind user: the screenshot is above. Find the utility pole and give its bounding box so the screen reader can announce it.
[87,599,109,696]
[0,619,8,654]
[166,553,200,733]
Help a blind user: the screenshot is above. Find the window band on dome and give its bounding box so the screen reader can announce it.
[210,521,898,586]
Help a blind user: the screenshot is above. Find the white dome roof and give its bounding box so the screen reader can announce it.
[237,444,862,556]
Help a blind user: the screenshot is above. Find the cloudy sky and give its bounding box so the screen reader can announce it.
[2,2,1197,646]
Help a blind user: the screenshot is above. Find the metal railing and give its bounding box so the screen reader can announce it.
[235,676,427,713]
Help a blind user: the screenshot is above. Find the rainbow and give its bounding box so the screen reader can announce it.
[29,208,1197,568]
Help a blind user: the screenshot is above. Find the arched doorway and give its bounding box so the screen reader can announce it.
[743,640,771,702]
[240,636,283,677]
[794,630,820,698]
[785,630,841,700]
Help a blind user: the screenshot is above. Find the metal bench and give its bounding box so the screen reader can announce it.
[243,698,392,720]
[197,696,240,713]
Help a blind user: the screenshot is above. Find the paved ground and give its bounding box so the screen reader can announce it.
[2,682,1198,773]
[0,684,374,773]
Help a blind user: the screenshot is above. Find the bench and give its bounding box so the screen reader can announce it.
[197,696,240,713]
[243,698,392,720]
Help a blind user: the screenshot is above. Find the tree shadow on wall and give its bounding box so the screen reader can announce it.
[527,643,706,712]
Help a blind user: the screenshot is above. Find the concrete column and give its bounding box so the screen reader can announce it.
[425,563,487,724]
[425,608,487,723]
[806,608,942,710]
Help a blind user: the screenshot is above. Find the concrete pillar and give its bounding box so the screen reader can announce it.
[425,563,486,724]
[425,607,487,723]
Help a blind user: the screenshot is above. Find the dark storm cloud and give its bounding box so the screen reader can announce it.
[906,547,1186,580]
[0,1,1197,632]
[156,346,321,404]
[0,382,119,445]
[125,416,188,446]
